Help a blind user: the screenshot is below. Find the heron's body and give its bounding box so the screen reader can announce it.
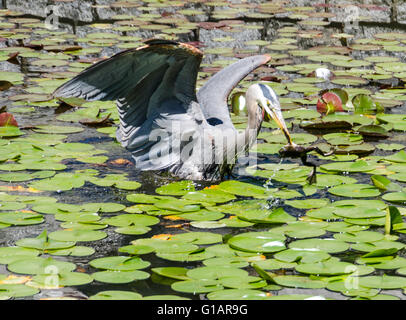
[53,40,286,180]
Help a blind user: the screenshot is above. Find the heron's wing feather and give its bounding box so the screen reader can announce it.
[53,40,205,171]
[197,55,271,127]
[53,39,203,104]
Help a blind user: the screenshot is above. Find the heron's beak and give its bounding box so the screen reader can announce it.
[262,100,293,146]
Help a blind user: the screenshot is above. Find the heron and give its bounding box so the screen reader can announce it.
[53,39,294,181]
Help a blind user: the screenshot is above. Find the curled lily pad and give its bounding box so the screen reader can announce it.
[151,267,189,281]
[16,230,75,251]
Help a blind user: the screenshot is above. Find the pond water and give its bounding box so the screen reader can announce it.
[1,0,406,300]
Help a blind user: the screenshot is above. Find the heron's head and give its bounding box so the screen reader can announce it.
[246,83,292,144]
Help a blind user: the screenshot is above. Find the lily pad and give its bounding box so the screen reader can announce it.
[228,232,286,253]
[92,270,150,284]
[328,184,381,198]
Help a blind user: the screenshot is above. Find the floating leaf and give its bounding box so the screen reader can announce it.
[92,270,149,284]
[228,232,286,253]
[328,184,381,198]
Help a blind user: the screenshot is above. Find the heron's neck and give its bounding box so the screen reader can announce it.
[236,107,263,155]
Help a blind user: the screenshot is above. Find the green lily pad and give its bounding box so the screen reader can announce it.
[272,275,327,289]
[88,290,142,300]
[182,189,236,204]
[288,239,349,253]
[382,192,406,203]
[16,230,75,251]
[155,181,195,196]
[47,246,95,257]
[89,256,150,271]
[102,214,159,227]
[270,221,327,239]
[321,160,376,174]
[206,289,269,300]
[328,184,381,198]
[0,247,40,264]
[315,174,357,187]
[132,239,198,254]
[358,275,406,289]
[332,207,386,219]
[284,199,329,209]
[187,266,248,280]
[48,230,107,242]
[171,279,223,294]
[334,231,384,243]
[7,257,76,275]
[273,249,330,264]
[0,126,24,137]
[92,270,150,284]
[151,267,189,281]
[203,257,249,268]
[216,180,269,198]
[154,198,200,212]
[177,210,224,221]
[0,284,39,298]
[295,261,364,276]
[31,272,93,287]
[0,211,44,226]
[33,125,84,134]
[170,232,223,245]
[228,232,286,253]
[326,279,379,297]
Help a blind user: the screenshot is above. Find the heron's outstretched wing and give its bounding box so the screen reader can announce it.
[53,40,206,171]
[197,55,271,127]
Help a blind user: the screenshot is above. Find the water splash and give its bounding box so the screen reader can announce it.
[261,158,285,210]
[262,157,284,190]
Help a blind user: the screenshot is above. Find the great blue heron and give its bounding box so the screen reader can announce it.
[53,39,293,180]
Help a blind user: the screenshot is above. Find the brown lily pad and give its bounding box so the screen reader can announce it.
[0,112,18,127]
